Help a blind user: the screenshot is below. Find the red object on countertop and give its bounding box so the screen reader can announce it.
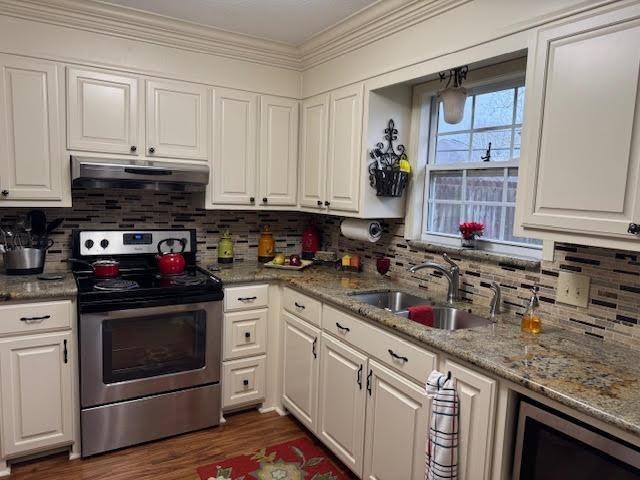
[301,224,321,260]
[156,238,187,275]
[408,305,434,327]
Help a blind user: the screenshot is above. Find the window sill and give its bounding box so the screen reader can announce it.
[406,239,541,270]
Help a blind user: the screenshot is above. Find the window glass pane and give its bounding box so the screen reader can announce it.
[466,170,504,202]
[473,88,515,128]
[471,148,511,162]
[429,171,463,201]
[465,204,503,240]
[437,133,470,151]
[512,148,520,159]
[505,207,542,245]
[437,98,472,133]
[516,87,525,124]
[472,129,512,150]
[434,150,469,164]
[428,202,461,235]
[514,127,522,148]
[506,168,518,202]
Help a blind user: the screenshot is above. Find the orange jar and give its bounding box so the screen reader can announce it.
[258,225,275,263]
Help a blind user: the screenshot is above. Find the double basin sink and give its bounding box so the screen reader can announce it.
[350,291,490,331]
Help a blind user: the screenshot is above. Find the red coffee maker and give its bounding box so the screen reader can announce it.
[301,224,321,260]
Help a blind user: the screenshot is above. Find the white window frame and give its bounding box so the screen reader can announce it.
[406,59,541,259]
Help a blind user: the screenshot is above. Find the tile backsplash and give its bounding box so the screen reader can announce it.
[320,217,640,350]
[2,190,638,350]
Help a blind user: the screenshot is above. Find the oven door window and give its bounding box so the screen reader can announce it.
[102,310,206,384]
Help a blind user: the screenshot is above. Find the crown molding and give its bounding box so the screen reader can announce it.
[0,0,302,70]
[299,0,470,69]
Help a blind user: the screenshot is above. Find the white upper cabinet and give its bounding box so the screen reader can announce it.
[67,68,139,155]
[211,88,258,206]
[326,83,363,213]
[146,79,210,161]
[259,96,298,206]
[516,4,640,244]
[363,360,430,480]
[299,94,329,209]
[0,55,65,203]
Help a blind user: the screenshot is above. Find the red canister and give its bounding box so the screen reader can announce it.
[301,224,321,260]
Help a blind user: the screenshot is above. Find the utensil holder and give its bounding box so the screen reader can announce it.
[3,248,47,275]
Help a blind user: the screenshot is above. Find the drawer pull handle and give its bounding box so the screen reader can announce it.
[312,336,317,359]
[245,332,251,339]
[357,364,363,389]
[366,369,372,396]
[388,349,408,363]
[294,302,305,310]
[243,379,249,387]
[63,339,68,364]
[336,322,350,332]
[20,315,50,323]
[629,223,640,235]
[238,296,257,302]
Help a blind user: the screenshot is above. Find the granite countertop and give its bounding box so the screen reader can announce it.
[209,261,640,438]
[0,272,77,301]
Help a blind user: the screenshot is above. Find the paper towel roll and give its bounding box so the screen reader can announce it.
[340,219,383,243]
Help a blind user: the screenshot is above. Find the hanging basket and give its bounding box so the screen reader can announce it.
[368,119,410,198]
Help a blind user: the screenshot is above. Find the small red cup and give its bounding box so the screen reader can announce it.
[376,257,391,275]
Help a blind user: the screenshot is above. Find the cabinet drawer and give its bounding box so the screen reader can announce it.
[282,288,321,326]
[0,301,72,336]
[223,309,267,360]
[224,284,269,312]
[323,304,437,384]
[222,355,266,409]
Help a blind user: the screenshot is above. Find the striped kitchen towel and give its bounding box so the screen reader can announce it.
[425,370,459,480]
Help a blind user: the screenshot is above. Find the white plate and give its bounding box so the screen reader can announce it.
[264,259,313,270]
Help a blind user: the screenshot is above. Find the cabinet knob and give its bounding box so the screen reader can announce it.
[317,200,322,206]
[243,379,249,387]
[629,223,640,235]
[249,197,255,203]
[245,331,251,339]
[324,201,330,207]
[263,197,268,204]
[148,147,155,154]
[1,190,7,197]
[130,145,137,152]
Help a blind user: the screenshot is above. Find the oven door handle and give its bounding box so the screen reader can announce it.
[81,302,215,321]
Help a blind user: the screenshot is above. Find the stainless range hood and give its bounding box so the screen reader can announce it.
[71,156,209,192]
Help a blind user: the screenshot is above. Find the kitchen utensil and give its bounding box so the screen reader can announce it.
[28,210,47,237]
[37,274,64,281]
[156,238,186,275]
[4,248,47,275]
[68,258,121,278]
[46,218,64,234]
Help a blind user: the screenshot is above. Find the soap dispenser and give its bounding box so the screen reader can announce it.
[521,286,541,334]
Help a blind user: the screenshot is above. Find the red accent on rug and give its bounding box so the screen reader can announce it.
[197,436,352,480]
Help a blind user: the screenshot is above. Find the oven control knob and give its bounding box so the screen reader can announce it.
[100,239,109,249]
[84,239,94,250]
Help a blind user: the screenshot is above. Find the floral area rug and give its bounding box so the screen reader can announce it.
[197,437,352,480]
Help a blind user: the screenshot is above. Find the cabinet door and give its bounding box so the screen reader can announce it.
[0,56,64,201]
[0,332,73,456]
[326,84,363,213]
[299,94,329,209]
[318,333,367,477]
[282,311,320,433]
[146,79,209,160]
[211,88,258,205]
[363,360,430,480]
[443,359,496,480]
[67,68,138,155]
[517,5,640,239]
[259,96,298,206]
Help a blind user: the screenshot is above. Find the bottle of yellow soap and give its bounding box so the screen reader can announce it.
[521,286,541,334]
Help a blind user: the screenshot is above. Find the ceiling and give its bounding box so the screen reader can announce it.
[99,0,379,45]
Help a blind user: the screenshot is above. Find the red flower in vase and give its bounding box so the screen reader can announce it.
[459,221,484,240]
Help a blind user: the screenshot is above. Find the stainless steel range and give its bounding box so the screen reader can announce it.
[72,229,223,457]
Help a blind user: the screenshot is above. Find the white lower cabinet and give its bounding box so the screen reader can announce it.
[318,333,367,476]
[0,331,73,457]
[222,355,266,409]
[443,359,496,480]
[282,311,320,432]
[363,359,430,480]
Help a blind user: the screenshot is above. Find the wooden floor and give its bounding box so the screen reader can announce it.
[8,410,356,480]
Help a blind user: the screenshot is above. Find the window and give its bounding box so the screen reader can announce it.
[422,78,541,254]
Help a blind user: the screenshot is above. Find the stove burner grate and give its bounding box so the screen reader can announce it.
[94,279,140,291]
[155,273,205,287]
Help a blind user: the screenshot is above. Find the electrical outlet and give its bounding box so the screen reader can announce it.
[556,271,591,308]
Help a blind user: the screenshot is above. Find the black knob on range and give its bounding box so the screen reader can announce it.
[130,145,137,152]
[148,147,155,154]
[629,223,640,235]
[84,239,95,250]
[100,239,109,249]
